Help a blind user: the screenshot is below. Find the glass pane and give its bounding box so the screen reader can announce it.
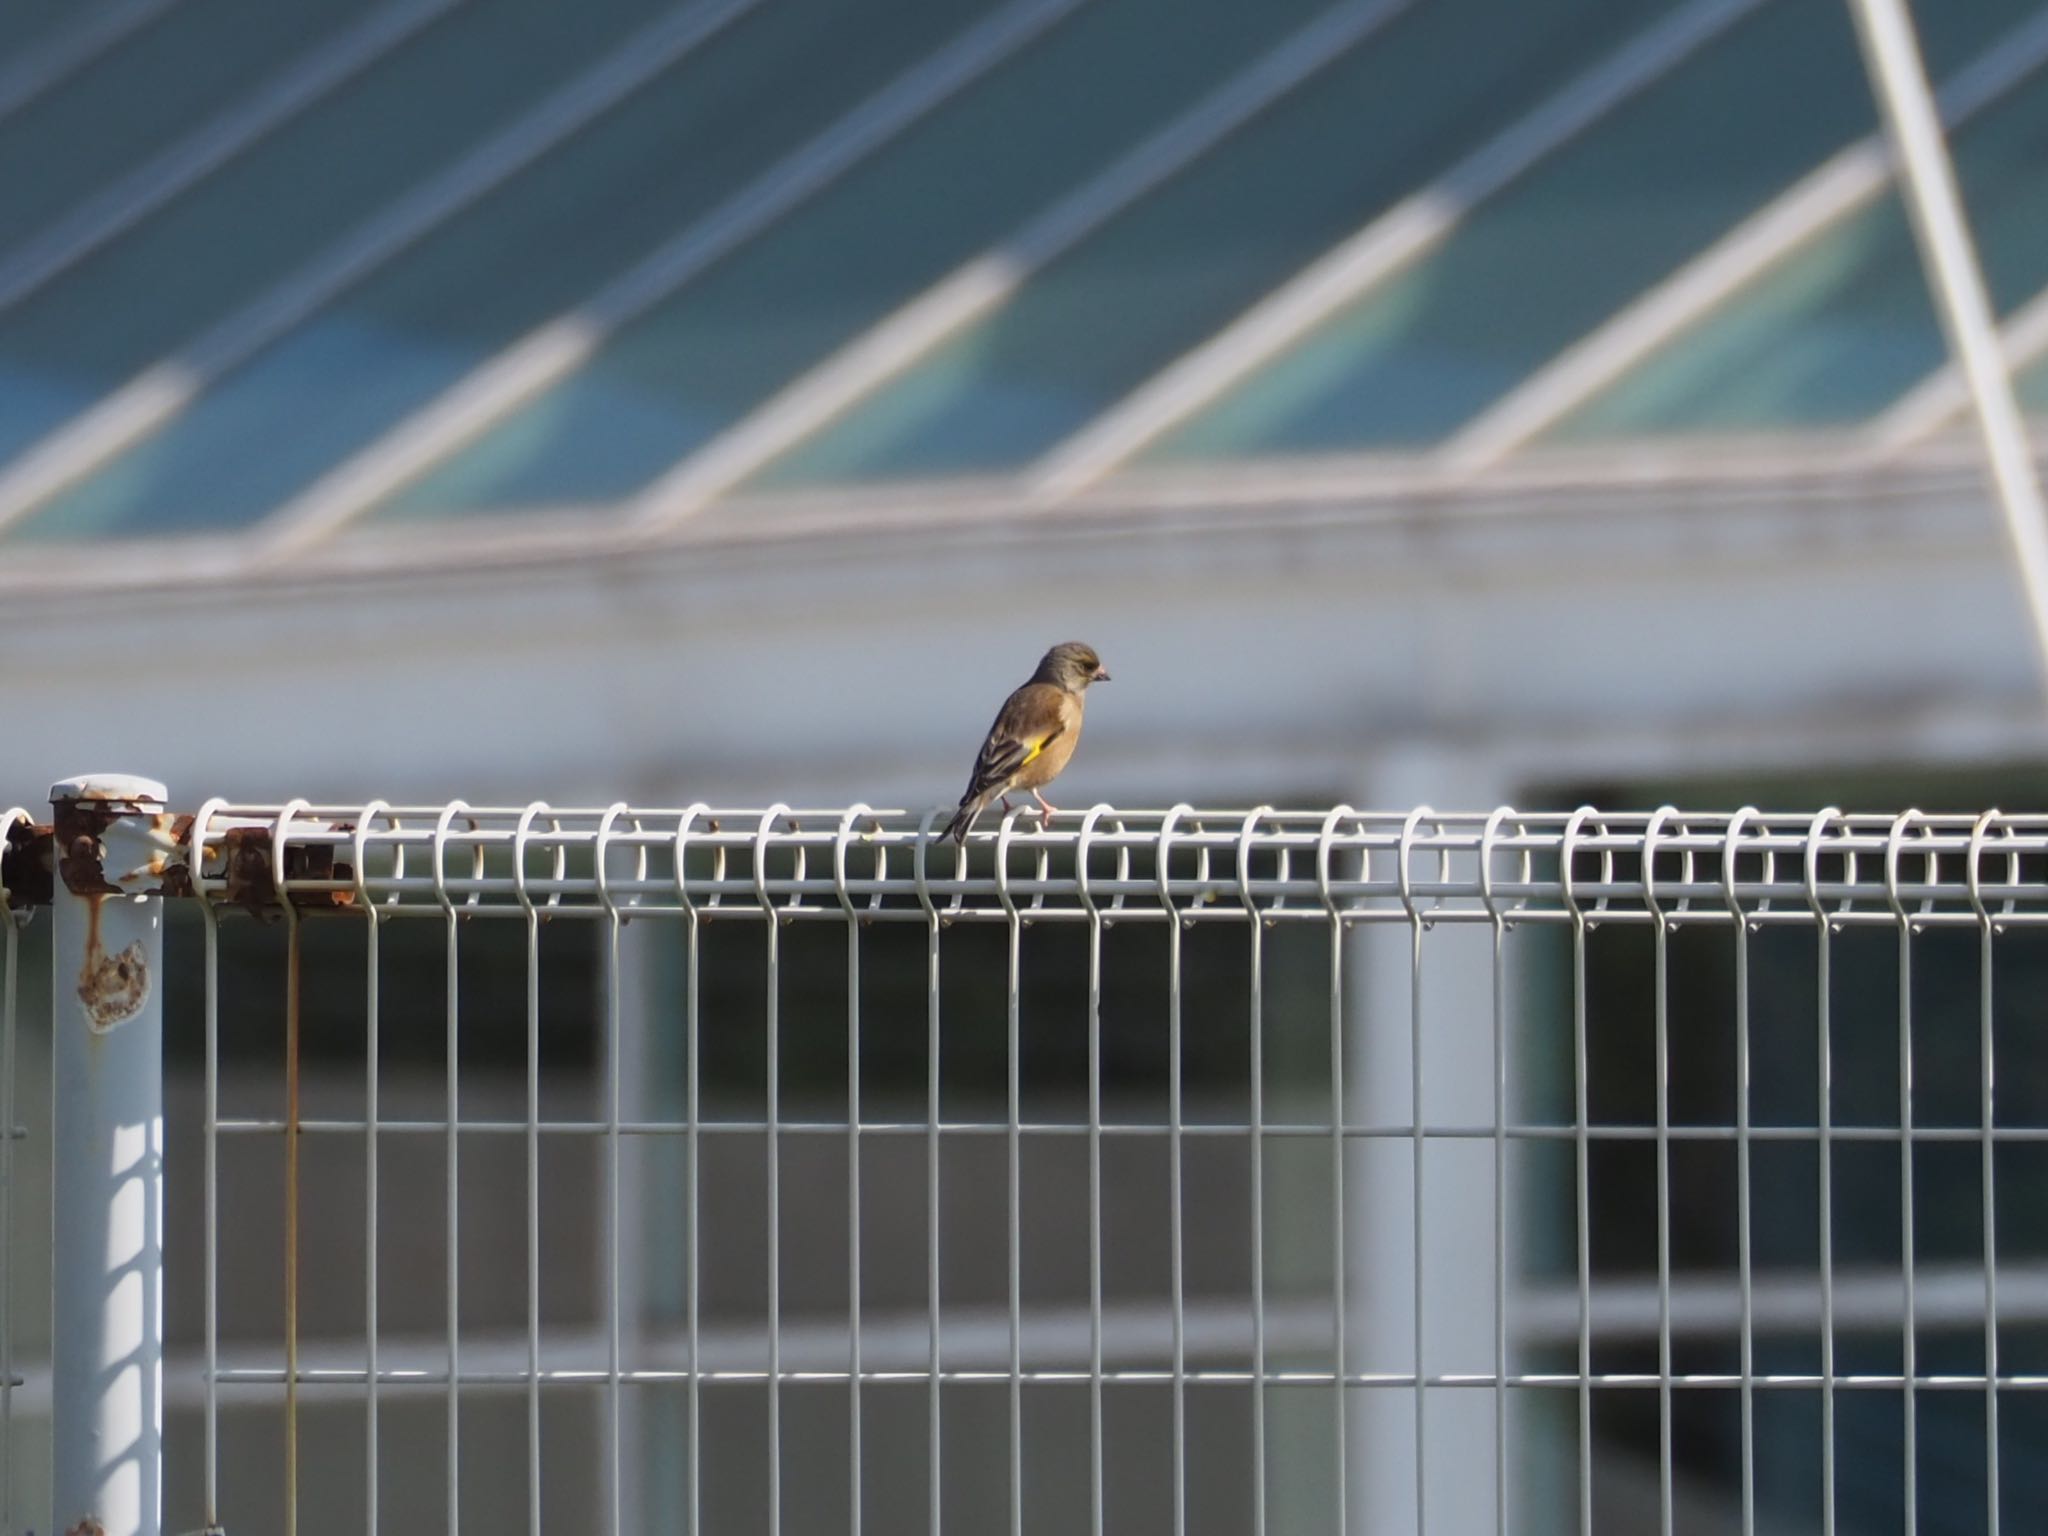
[1146,0,2035,460]
[8,0,1015,540]
[1553,46,2048,433]
[373,0,1347,522]
[0,0,700,532]
[5,0,111,54]
[757,0,1680,484]
[0,0,372,256]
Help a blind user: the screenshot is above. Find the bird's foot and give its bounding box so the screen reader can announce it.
[1031,791,1056,823]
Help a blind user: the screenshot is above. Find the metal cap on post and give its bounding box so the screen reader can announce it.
[48,774,170,1536]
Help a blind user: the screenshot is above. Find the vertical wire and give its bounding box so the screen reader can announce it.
[1246,868,1268,1536]
[283,914,303,1536]
[1896,869,1918,1536]
[1407,915,1424,1533]
[444,894,461,1534]
[363,868,382,1534]
[1490,900,1508,1534]
[1329,901,1350,1532]
[1006,891,1026,1536]
[766,865,784,1536]
[200,859,222,1529]
[1652,879,1673,1536]
[0,901,16,1535]
[525,900,542,1536]
[1167,877,1187,1536]
[605,908,624,1536]
[925,888,943,1536]
[686,871,704,1536]
[1085,876,1104,1536]
[1731,844,1756,1535]
[847,898,864,1536]
[1974,832,2001,1536]
[1817,876,1838,1536]
[1570,899,1591,1536]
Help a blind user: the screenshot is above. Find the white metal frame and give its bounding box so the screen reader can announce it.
[6,800,2036,1534]
[1847,0,2048,695]
[1438,6,2048,474]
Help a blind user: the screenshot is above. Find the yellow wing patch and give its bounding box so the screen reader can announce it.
[1019,736,1050,766]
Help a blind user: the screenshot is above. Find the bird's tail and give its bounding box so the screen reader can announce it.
[945,789,996,844]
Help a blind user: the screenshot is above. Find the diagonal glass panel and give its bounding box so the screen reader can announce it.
[1143,0,2037,461]
[5,0,125,56]
[0,0,371,248]
[753,0,1682,484]
[7,0,1018,541]
[1550,52,2048,435]
[369,0,1347,523]
[0,0,698,503]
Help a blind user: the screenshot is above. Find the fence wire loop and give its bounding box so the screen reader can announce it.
[834,804,872,920]
[1803,807,1847,928]
[1478,806,1520,926]
[1965,809,2008,928]
[1154,804,1189,925]
[1315,805,1353,922]
[1722,808,1760,927]
[429,800,473,916]
[1884,809,1927,928]
[1236,807,1272,922]
[1396,805,1431,925]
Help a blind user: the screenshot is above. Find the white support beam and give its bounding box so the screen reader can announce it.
[0,0,766,542]
[1848,0,2048,694]
[1029,0,1765,498]
[1439,8,2048,475]
[1868,281,2048,454]
[620,0,1411,533]
[249,0,1087,562]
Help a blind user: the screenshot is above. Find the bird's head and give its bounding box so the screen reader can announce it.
[1036,641,1111,692]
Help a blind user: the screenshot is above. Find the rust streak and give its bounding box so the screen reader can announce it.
[76,892,147,1033]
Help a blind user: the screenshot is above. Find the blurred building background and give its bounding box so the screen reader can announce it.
[4,0,2048,1529]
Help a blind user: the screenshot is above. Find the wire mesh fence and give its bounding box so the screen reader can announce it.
[2,800,2045,1534]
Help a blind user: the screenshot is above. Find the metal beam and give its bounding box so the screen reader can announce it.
[1848,0,2048,693]
[1029,0,1767,497]
[622,0,1412,533]
[1439,7,2048,474]
[1869,284,2048,455]
[249,0,1088,561]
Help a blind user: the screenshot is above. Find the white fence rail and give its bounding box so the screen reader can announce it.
[2,796,2042,1534]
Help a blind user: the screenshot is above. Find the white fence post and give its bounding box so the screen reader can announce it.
[48,774,168,1536]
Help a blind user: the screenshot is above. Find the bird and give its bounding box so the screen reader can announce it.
[945,642,1111,844]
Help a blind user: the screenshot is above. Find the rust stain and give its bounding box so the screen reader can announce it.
[0,818,52,907]
[76,891,148,1033]
[65,1515,107,1536]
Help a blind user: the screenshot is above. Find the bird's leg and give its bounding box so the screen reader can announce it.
[1031,789,1056,823]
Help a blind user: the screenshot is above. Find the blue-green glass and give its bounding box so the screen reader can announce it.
[759,0,1682,483]
[1555,54,2048,434]
[9,0,1016,539]
[1148,0,2035,459]
[0,0,372,262]
[5,0,107,54]
[0,0,719,536]
[376,0,1346,520]
[2024,355,2048,411]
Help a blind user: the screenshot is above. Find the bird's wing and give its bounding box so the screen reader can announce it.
[964,683,1069,798]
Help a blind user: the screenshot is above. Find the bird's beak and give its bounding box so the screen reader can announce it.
[1093,666,1112,682]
